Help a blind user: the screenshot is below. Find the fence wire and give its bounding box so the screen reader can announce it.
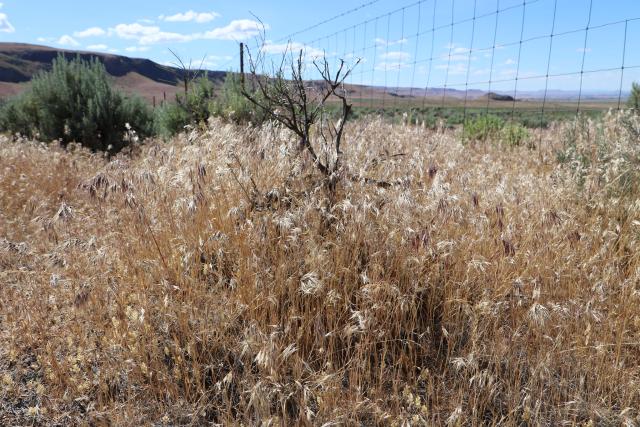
[235,0,640,130]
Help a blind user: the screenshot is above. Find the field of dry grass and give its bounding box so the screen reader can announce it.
[1,113,639,425]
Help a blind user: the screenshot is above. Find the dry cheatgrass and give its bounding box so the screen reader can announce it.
[1,112,639,426]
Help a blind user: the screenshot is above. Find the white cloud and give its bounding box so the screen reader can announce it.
[107,19,267,46]
[499,68,517,77]
[577,47,592,53]
[57,35,80,47]
[109,23,193,45]
[504,59,516,65]
[0,12,14,33]
[261,41,324,60]
[208,54,233,61]
[452,47,470,55]
[376,62,411,71]
[160,10,220,24]
[201,54,234,69]
[441,44,473,62]
[375,38,408,48]
[139,31,193,45]
[444,44,465,52]
[110,23,161,39]
[342,52,364,63]
[435,63,468,75]
[376,51,411,71]
[440,44,478,63]
[448,54,472,62]
[203,19,266,41]
[74,27,106,38]
[381,51,410,61]
[0,3,4,9]
[473,68,491,76]
[125,46,150,52]
[87,44,109,51]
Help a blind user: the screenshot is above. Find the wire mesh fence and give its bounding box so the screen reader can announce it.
[232,0,640,130]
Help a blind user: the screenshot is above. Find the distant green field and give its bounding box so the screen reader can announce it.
[346,104,609,129]
[323,92,619,128]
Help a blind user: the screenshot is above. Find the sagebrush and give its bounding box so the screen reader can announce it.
[0,54,153,152]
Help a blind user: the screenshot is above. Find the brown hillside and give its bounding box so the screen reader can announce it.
[0,43,226,103]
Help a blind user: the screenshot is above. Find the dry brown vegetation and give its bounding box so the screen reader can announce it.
[1,112,640,425]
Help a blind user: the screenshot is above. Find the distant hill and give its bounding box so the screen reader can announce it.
[486,92,515,102]
[0,43,626,106]
[0,43,227,103]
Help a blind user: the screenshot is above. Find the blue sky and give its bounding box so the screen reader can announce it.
[1,0,640,93]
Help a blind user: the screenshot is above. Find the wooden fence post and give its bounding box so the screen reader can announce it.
[240,42,245,90]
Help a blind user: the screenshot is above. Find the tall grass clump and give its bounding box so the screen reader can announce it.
[558,111,640,201]
[1,112,640,425]
[0,54,153,152]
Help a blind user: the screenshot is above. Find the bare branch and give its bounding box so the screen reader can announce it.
[239,24,360,181]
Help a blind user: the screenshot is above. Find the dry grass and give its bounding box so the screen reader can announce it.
[1,113,639,426]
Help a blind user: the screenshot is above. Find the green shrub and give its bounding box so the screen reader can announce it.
[0,54,153,152]
[461,115,531,147]
[155,103,191,137]
[0,93,39,137]
[155,76,217,136]
[628,82,640,111]
[155,72,271,137]
[500,122,531,147]
[463,115,504,143]
[210,73,269,125]
[182,76,216,125]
